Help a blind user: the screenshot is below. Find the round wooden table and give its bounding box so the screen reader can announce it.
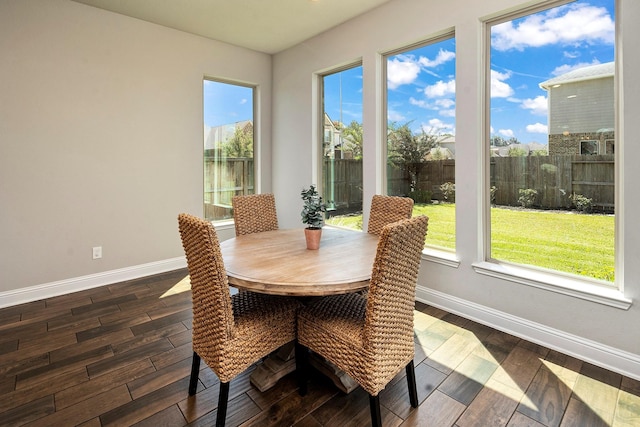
[220,227,380,296]
[220,227,380,392]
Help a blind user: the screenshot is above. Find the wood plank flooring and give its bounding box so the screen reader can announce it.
[1,269,639,426]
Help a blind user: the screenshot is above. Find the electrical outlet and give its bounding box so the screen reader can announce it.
[92,246,102,259]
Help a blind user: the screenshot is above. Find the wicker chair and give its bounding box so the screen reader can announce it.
[366,194,414,235]
[232,193,279,236]
[297,215,428,427]
[177,213,302,427]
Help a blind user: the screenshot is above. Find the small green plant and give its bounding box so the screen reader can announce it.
[440,182,456,202]
[570,193,593,213]
[408,189,432,204]
[300,185,326,229]
[531,149,548,156]
[508,146,528,157]
[518,188,538,208]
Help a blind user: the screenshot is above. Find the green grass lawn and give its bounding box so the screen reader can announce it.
[326,203,614,282]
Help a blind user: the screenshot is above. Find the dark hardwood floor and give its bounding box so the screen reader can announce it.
[1,269,638,426]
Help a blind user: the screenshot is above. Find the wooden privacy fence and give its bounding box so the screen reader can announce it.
[204,156,254,220]
[323,158,363,214]
[203,155,614,218]
[490,154,614,211]
[323,155,614,213]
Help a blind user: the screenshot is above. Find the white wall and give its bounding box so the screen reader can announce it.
[1,0,638,380]
[0,0,271,294]
[272,0,640,378]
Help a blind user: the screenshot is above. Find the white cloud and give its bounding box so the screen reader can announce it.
[551,59,601,76]
[387,57,420,89]
[240,98,247,105]
[418,49,456,68]
[499,129,515,138]
[435,98,455,109]
[409,97,428,108]
[491,70,514,98]
[425,118,454,132]
[387,109,405,122]
[424,79,456,98]
[491,3,614,52]
[521,95,548,115]
[563,50,580,59]
[409,96,455,119]
[526,123,548,134]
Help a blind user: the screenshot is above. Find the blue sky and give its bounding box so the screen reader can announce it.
[203,80,252,128]
[205,0,614,146]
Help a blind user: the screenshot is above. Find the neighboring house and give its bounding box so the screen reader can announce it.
[433,135,456,159]
[323,112,343,158]
[540,62,614,155]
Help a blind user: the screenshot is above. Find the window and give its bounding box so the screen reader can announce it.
[321,65,363,230]
[580,140,599,155]
[487,0,615,284]
[385,36,456,251]
[605,139,615,154]
[203,79,255,221]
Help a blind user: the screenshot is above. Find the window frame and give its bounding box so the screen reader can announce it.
[202,77,257,223]
[381,31,459,258]
[475,0,630,309]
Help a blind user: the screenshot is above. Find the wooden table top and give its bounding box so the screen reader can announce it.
[219,228,380,296]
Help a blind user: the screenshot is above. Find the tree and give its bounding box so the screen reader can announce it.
[387,122,439,192]
[222,124,253,157]
[491,135,521,146]
[430,147,448,160]
[341,121,363,159]
[507,146,528,156]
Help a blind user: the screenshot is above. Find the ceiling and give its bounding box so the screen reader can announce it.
[71,0,393,54]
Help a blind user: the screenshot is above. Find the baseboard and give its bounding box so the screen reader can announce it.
[0,257,187,309]
[416,285,640,381]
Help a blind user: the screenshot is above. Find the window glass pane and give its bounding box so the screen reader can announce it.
[322,66,363,231]
[386,37,456,251]
[488,0,615,283]
[203,80,254,221]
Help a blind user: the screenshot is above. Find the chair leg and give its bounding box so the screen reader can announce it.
[295,342,309,396]
[369,394,382,427]
[188,352,201,396]
[216,381,230,427]
[406,360,419,407]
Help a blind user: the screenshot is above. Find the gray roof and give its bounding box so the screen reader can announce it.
[539,61,614,90]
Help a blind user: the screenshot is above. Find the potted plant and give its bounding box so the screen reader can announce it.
[300,185,326,249]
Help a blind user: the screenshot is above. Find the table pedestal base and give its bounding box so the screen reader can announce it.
[250,343,359,394]
[250,343,296,392]
[309,352,358,394]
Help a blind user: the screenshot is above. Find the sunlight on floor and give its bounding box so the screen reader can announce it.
[159,275,191,298]
[413,309,539,413]
[412,309,640,426]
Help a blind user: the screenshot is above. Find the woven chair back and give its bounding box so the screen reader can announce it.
[367,195,414,235]
[177,213,234,362]
[363,215,428,358]
[232,193,279,236]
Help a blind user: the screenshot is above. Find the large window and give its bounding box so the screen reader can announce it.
[321,65,363,230]
[385,36,456,251]
[487,0,615,284]
[203,79,255,221]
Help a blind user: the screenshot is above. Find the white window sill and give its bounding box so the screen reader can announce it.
[422,248,461,268]
[472,261,632,310]
[212,219,235,229]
